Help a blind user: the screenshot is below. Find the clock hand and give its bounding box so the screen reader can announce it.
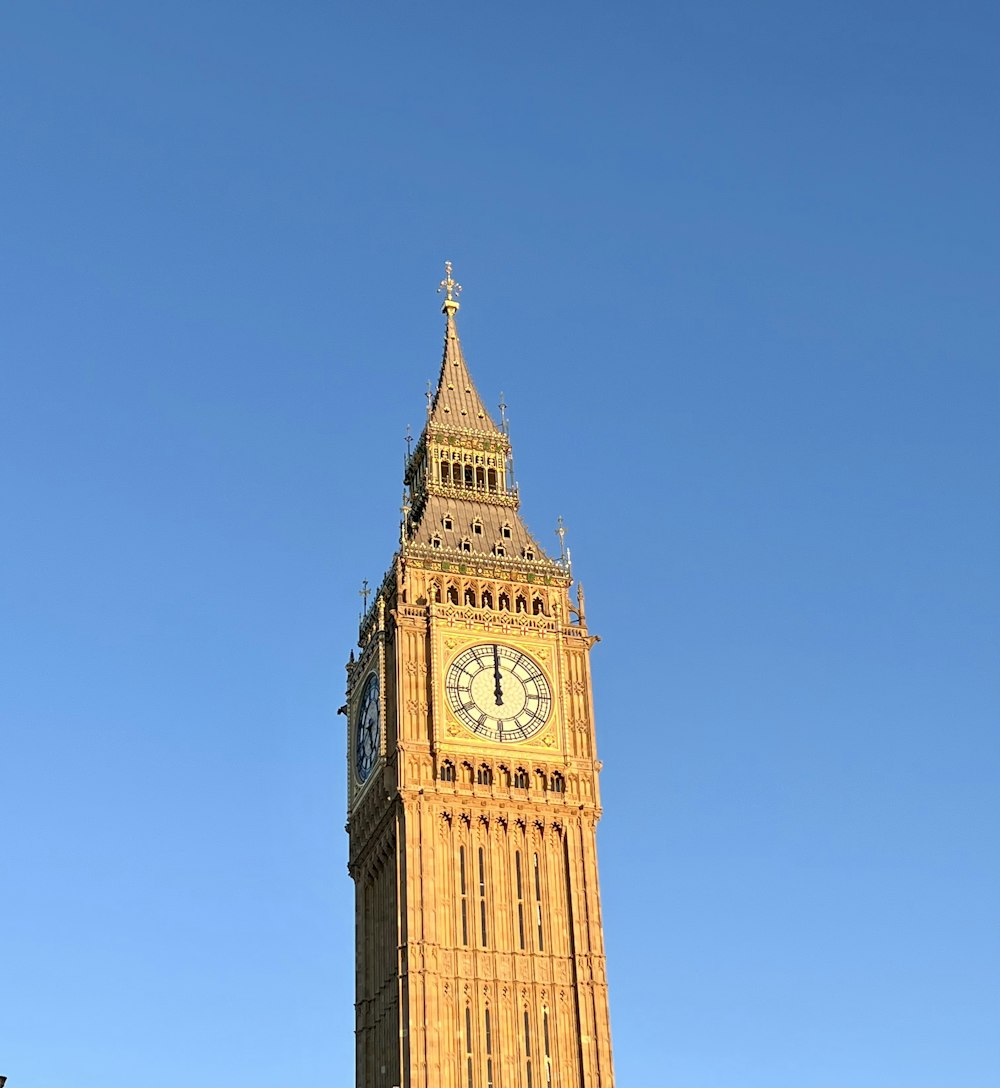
[492,644,504,706]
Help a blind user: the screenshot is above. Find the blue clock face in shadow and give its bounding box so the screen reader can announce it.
[355,672,380,782]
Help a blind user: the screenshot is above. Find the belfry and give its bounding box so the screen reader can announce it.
[345,265,615,1088]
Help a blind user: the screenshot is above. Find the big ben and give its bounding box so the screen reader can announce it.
[345,265,615,1088]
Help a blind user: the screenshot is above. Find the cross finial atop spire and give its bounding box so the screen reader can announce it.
[438,260,462,315]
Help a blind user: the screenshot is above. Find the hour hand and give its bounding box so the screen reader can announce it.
[492,645,504,706]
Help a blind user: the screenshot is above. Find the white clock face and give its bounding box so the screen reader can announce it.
[446,644,551,743]
[355,672,380,782]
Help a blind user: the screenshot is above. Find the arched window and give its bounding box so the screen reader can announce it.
[464,465,474,487]
[441,462,451,485]
[481,589,493,609]
[430,581,442,603]
[476,466,486,488]
[447,584,459,604]
[464,587,477,607]
[487,468,497,491]
[532,596,544,615]
[513,768,529,789]
[550,772,565,794]
[499,592,511,611]
[476,764,493,786]
[516,594,527,614]
[439,760,455,782]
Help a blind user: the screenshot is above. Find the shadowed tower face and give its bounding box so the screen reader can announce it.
[345,265,615,1088]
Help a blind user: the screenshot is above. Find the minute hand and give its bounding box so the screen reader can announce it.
[492,645,504,706]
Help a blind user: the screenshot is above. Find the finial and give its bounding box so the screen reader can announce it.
[499,392,508,433]
[556,516,567,562]
[438,260,462,315]
[425,379,433,417]
[405,423,413,459]
[400,490,411,543]
[359,578,371,620]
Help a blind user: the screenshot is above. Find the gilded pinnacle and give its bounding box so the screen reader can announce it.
[438,260,462,314]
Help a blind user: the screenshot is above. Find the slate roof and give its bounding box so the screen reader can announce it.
[411,494,545,559]
[427,313,500,433]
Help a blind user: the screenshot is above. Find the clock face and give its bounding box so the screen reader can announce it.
[446,644,552,743]
[355,672,380,782]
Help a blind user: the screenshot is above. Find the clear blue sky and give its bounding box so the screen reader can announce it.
[2,2,997,1086]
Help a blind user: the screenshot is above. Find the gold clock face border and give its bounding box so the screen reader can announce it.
[443,640,553,746]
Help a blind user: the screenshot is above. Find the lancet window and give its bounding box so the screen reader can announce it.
[478,846,488,946]
[515,850,526,950]
[485,1007,495,1088]
[534,852,544,951]
[459,846,469,946]
[464,1005,474,1088]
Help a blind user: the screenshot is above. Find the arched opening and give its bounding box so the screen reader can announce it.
[516,594,527,613]
[464,587,477,607]
[447,584,459,605]
[440,462,451,485]
[476,765,493,786]
[513,768,529,789]
[550,772,565,793]
[499,592,510,611]
[481,589,493,609]
[487,468,497,491]
[532,596,544,615]
[439,760,455,782]
[429,581,441,603]
[464,465,474,487]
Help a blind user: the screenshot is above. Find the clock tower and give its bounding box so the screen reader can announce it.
[345,266,615,1088]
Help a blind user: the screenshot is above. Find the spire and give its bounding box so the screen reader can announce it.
[428,261,500,433]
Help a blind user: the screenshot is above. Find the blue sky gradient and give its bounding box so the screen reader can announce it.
[1,2,998,1086]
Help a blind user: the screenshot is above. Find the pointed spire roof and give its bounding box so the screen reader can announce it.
[428,310,501,433]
